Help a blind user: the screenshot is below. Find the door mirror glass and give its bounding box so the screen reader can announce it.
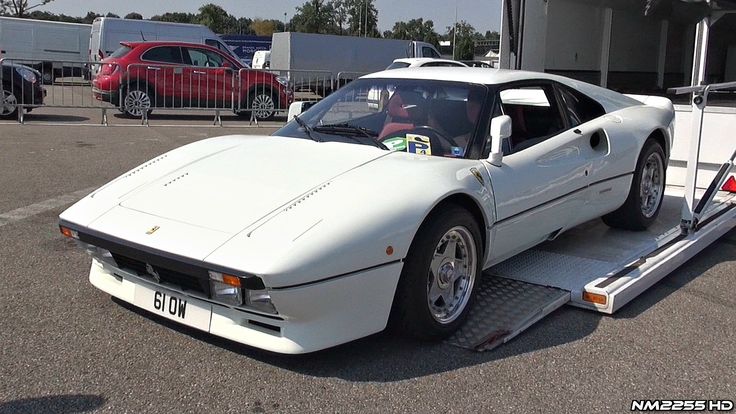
[488,115,512,166]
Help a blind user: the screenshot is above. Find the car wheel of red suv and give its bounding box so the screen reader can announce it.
[122,86,154,118]
[239,90,276,121]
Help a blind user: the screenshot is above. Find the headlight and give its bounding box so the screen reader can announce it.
[276,76,289,88]
[208,271,277,313]
[15,67,37,84]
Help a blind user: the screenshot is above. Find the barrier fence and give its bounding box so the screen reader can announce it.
[0,58,367,126]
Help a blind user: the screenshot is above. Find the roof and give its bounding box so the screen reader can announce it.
[362,67,643,112]
[120,40,221,49]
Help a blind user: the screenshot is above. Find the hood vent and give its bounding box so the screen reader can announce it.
[283,182,331,212]
[123,154,168,178]
[164,172,189,187]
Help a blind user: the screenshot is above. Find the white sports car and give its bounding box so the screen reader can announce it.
[59,68,675,354]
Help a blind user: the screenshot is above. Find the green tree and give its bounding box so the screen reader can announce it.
[290,0,337,34]
[236,17,254,34]
[251,18,284,36]
[150,12,197,24]
[446,20,479,60]
[125,12,143,20]
[343,0,378,37]
[197,3,237,34]
[105,12,119,18]
[1,0,53,18]
[82,11,102,24]
[386,18,439,48]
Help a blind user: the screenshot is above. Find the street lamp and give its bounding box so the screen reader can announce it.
[284,12,287,32]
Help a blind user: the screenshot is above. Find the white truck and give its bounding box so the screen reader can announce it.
[0,16,90,83]
[269,32,443,95]
[89,18,237,69]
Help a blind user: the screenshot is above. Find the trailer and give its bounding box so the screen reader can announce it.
[447,81,736,351]
[269,32,442,96]
[0,16,90,83]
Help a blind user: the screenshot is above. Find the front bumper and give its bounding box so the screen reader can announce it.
[92,87,119,105]
[89,257,402,354]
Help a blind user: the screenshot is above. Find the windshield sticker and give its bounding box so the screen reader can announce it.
[406,134,432,155]
[383,136,407,151]
[450,147,464,157]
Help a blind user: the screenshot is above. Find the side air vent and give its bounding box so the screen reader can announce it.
[164,172,189,187]
[283,182,331,212]
[123,154,168,178]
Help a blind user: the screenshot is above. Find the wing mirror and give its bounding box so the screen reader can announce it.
[488,115,512,166]
[287,101,317,120]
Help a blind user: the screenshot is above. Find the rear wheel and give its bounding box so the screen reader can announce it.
[391,205,482,340]
[603,138,666,230]
[122,86,153,118]
[0,86,19,119]
[239,89,277,120]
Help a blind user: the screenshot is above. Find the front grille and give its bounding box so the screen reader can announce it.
[111,253,210,296]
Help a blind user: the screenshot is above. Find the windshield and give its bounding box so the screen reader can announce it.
[386,61,411,70]
[275,78,488,158]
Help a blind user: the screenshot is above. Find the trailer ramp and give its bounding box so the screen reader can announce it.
[446,276,569,352]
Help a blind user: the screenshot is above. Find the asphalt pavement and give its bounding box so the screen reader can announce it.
[0,114,734,413]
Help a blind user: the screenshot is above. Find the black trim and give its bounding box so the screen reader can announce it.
[495,171,634,225]
[270,259,403,290]
[696,203,736,231]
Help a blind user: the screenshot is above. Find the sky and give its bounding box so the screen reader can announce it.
[41,0,503,34]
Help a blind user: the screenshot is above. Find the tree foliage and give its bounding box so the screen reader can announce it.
[251,18,284,36]
[197,3,237,34]
[385,18,439,48]
[0,0,53,18]
[446,20,478,60]
[290,0,337,35]
[150,12,198,24]
[124,12,143,20]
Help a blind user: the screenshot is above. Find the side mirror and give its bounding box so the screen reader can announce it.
[488,115,512,166]
[287,101,317,120]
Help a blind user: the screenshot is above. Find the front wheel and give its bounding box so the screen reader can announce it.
[390,205,482,340]
[0,86,19,119]
[603,139,666,230]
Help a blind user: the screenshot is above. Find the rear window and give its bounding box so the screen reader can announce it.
[110,46,132,59]
[386,62,411,70]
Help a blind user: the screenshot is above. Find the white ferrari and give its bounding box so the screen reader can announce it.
[59,68,675,354]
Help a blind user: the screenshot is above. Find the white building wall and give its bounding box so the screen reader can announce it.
[545,0,604,71]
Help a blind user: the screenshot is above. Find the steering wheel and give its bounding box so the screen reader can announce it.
[410,125,459,148]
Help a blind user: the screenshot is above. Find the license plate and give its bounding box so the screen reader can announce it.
[132,283,211,331]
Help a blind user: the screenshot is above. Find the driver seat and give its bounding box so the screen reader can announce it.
[378,91,425,140]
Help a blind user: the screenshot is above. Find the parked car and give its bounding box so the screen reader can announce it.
[90,18,238,67]
[60,68,674,354]
[0,61,45,118]
[386,58,468,69]
[461,60,493,68]
[91,41,292,119]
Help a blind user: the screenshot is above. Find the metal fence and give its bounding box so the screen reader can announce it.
[1,58,369,126]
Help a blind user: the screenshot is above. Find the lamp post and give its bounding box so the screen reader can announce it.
[284,12,287,32]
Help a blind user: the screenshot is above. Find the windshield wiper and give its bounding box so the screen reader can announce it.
[293,114,320,142]
[313,123,388,150]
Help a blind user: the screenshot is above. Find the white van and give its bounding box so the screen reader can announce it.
[252,50,270,69]
[0,16,91,83]
[89,18,237,68]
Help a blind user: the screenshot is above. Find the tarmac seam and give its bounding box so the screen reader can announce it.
[0,187,96,227]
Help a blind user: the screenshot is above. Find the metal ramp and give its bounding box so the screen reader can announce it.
[445,276,569,352]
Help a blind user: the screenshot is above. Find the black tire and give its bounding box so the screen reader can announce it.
[122,85,154,118]
[390,204,482,340]
[603,138,666,230]
[41,68,53,85]
[239,89,277,121]
[0,85,19,119]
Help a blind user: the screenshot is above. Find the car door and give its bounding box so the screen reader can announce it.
[485,81,598,263]
[182,47,233,108]
[139,46,185,107]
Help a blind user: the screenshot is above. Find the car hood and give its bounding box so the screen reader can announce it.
[116,135,388,234]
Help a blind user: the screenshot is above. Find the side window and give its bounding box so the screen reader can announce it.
[423,46,440,58]
[557,85,606,127]
[185,48,224,67]
[141,46,182,64]
[499,84,565,153]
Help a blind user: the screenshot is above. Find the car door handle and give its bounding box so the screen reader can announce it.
[146,66,161,71]
[193,71,206,75]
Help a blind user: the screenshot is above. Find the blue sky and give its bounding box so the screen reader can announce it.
[43,0,503,33]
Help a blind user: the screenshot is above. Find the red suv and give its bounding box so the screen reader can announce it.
[92,41,292,120]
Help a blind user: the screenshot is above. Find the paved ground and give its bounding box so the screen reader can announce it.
[0,115,734,414]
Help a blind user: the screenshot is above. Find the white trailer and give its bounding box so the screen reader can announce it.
[447,81,736,351]
[0,16,90,83]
